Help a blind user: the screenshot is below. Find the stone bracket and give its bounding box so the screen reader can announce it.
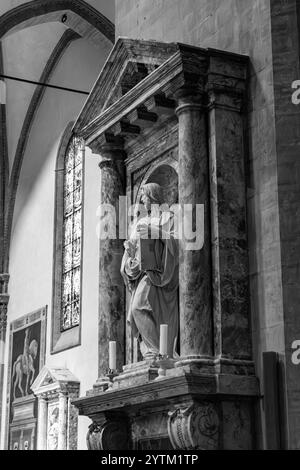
[167,402,220,450]
[86,413,129,450]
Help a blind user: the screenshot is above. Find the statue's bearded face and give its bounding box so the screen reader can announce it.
[140,190,151,211]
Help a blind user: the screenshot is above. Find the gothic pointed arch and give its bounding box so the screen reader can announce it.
[2,0,115,272]
[0,0,114,44]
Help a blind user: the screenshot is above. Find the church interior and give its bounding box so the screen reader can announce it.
[0,0,299,450]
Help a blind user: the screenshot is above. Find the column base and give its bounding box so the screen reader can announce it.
[175,356,216,374]
[112,359,159,388]
[91,376,114,394]
[175,355,255,376]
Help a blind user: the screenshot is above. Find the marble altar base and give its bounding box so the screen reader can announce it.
[74,367,259,450]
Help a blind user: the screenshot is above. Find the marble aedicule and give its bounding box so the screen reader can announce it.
[73,38,259,450]
[31,367,80,450]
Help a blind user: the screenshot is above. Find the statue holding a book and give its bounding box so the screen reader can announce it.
[121,183,179,359]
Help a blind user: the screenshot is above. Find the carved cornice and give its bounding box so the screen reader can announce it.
[73,372,259,419]
[74,39,249,154]
[31,366,80,398]
[89,135,125,157]
[37,384,79,400]
[74,38,179,132]
[78,47,208,146]
[206,50,248,112]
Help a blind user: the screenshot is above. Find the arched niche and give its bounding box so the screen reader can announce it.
[129,162,180,362]
[136,163,178,207]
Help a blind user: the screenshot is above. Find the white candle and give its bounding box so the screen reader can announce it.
[109,341,116,370]
[159,324,168,356]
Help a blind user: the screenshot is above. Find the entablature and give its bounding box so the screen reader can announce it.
[74,38,248,157]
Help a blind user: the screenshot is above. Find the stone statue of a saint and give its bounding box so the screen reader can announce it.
[47,406,59,450]
[121,183,179,359]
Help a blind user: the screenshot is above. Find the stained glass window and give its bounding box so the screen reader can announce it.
[61,136,84,331]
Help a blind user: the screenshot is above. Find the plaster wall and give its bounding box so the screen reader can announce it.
[1,36,108,450]
[2,22,67,174]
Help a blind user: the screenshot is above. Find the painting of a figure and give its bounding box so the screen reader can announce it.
[10,322,40,404]
[6,306,47,450]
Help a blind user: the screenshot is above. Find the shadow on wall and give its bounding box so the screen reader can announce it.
[10,36,107,238]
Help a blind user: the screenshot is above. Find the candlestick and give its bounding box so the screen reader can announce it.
[109,341,116,371]
[159,324,168,356]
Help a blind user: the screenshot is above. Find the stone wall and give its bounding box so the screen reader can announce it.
[115,0,291,448]
[270,0,300,449]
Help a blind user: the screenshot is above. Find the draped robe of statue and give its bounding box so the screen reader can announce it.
[121,208,179,359]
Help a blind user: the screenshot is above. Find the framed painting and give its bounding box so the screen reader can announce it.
[5,306,47,450]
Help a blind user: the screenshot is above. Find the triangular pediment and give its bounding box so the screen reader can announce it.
[42,372,54,386]
[74,38,248,152]
[74,37,178,133]
[31,366,80,395]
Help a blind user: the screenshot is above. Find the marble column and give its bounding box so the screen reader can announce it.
[58,392,67,450]
[207,73,251,363]
[37,396,47,450]
[94,141,126,377]
[175,89,213,362]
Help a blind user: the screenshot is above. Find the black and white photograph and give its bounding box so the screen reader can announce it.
[0,0,299,455]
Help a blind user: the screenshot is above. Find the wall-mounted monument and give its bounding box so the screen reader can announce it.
[6,306,47,450]
[72,38,259,450]
[31,367,80,450]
